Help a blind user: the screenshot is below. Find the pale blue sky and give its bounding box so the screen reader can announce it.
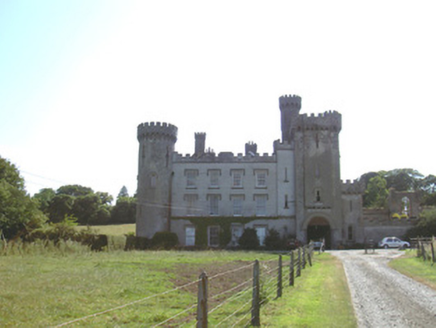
[1,0,435,199]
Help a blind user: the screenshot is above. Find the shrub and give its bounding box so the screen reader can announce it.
[151,232,179,249]
[125,235,150,250]
[264,228,285,250]
[238,228,259,250]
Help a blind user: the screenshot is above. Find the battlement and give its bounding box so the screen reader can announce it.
[173,151,276,163]
[137,122,178,142]
[341,179,365,194]
[279,94,302,110]
[299,110,342,131]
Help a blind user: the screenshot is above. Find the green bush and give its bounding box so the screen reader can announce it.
[238,228,259,250]
[151,232,179,249]
[264,228,286,250]
[125,235,150,250]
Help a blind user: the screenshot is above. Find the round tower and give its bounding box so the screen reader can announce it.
[279,94,301,143]
[136,122,178,238]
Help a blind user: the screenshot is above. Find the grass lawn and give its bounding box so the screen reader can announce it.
[260,253,357,328]
[0,248,356,327]
[76,224,135,236]
[389,250,436,290]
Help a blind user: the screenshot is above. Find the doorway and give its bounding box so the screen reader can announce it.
[307,217,331,249]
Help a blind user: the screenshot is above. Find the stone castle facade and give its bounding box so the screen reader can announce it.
[136,95,418,248]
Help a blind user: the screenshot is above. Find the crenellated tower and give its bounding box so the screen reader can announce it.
[136,122,178,238]
[279,94,302,143]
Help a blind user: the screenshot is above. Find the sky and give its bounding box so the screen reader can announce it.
[1,0,435,201]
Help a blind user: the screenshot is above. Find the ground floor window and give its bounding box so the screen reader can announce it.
[231,224,243,245]
[255,225,267,246]
[208,226,220,247]
[185,226,196,246]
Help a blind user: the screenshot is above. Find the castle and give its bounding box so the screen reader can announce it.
[136,95,418,248]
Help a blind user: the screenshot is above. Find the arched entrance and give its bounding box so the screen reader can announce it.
[307,217,331,249]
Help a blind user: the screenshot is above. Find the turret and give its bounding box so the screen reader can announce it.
[245,141,257,156]
[194,132,206,156]
[279,94,301,143]
[136,122,178,238]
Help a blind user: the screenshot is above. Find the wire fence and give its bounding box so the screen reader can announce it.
[53,244,316,327]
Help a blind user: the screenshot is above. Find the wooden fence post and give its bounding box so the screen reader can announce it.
[251,260,260,327]
[431,242,435,264]
[277,255,282,298]
[297,248,301,277]
[307,246,312,267]
[302,246,306,269]
[196,272,208,328]
[421,241,427,262]
[289,251,294,286]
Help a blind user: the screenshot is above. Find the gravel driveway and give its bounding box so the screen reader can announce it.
[331,249,436,328]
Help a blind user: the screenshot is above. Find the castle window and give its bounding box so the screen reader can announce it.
[231,224,243,246]
[255,194,267,216]
[185,169,198,188]
[231,169,244,188]
[349,200,353,212]
[149,173,157,188]
[284,167,289,182]
[208,194,221,215]
[284,195,289,209]
[315,190,321,202]
[255,169,268,188]
[402,197,410,216]
[231,195,244,216]
[315,133,319,148]
[208,226,220,247]
[184,194,198,216]
[348,225,353,241]
[208,169,220,188]
[185,226,196,246]
[254,225,267,246]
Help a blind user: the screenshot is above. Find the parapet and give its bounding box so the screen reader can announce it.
[342,179,365,194]
[137,122,178,142]
[279,94,302,110]
[299,111,342,131]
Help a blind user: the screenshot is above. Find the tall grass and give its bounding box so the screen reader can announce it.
[390,251,436,290]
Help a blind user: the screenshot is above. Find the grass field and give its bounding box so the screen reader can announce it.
[389,250,436,290]
[76,224,135,236]
[0,246,356,327]
[261,253,357,328]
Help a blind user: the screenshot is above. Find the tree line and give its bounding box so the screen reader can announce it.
[1,156,135,240]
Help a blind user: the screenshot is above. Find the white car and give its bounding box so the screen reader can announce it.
[378,237,410,249]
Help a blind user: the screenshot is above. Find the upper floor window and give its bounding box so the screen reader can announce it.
[255,194,267,216]
[185,169,198,188]
[231,195,244,216]
[208,194,221,216]
[184,194,198,216]
[255,169,267,188]
[231,169,244,188]
[208,169,220,188]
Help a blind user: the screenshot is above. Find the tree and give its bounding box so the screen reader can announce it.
[111,196,136,223]
[405,208,436,238]
[47,194,74,223]
[32,188,56,213]
[117,186,129,199]
[364,175,389,208]
[0,157,46,239]
[57,185,94,197]
[384,168,423,191]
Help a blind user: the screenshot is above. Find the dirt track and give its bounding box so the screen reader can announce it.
[331,249,436,328]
